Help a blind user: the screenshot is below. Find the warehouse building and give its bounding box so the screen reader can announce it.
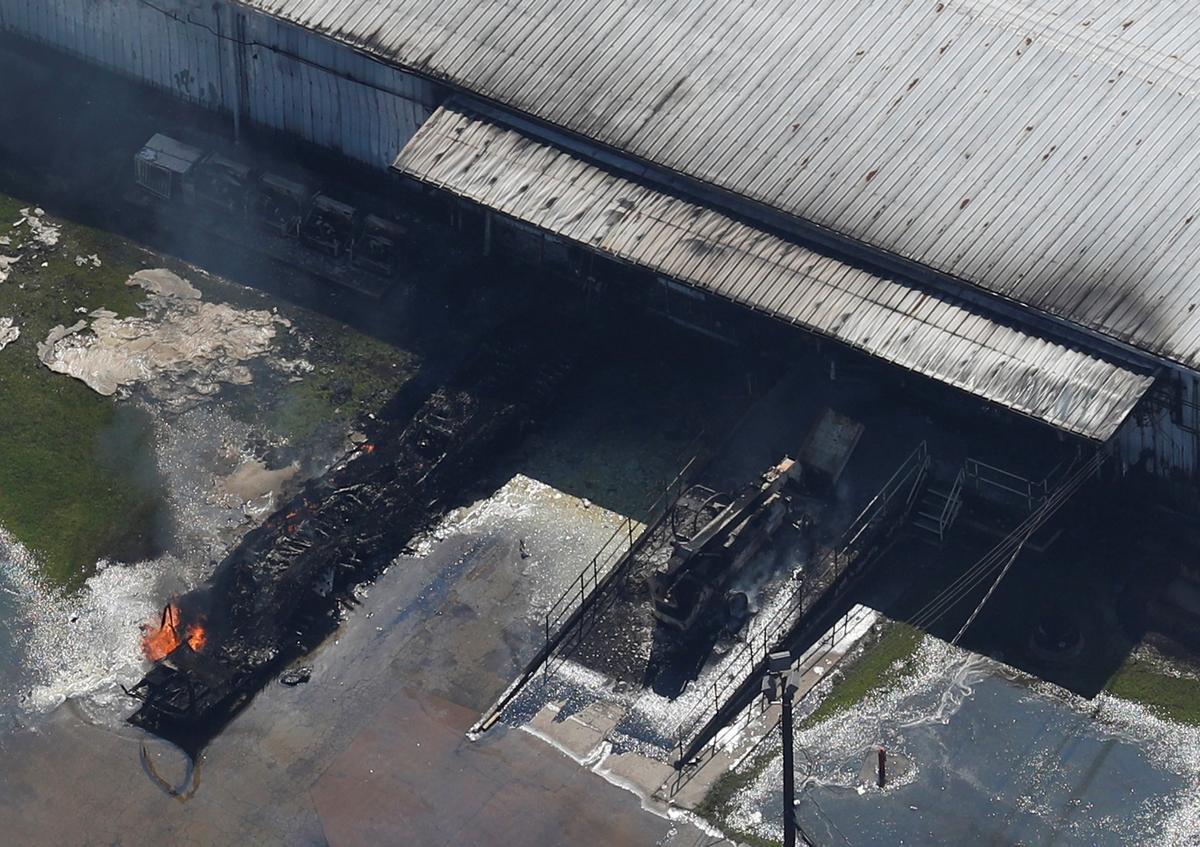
[3,0,1198,482]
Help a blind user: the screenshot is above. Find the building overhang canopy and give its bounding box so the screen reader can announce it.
[394,105,1154,442]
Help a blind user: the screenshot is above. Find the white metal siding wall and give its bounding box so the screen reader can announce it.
[241,13,436,168]
[0,0,226,107]
[0,0,437,168]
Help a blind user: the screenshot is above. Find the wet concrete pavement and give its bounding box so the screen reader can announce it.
[313,689,699,847]
[729,641,1200,846]
[0,474,723,846]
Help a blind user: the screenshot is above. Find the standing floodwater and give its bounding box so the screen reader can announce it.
[726,639,1200,846]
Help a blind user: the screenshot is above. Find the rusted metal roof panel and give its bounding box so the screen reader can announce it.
[395,105,1154,441]
[236,0,1200,370]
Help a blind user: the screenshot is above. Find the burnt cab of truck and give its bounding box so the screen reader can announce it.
[134,134,205,201]
[300,194,358,258]
[649,457,801,633]
[352,214,406,275]
[251,173,311,238]
[192,154,255,218]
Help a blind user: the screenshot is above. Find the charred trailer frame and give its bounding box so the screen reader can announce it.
[649,457,802,632]
[124,317,585,753]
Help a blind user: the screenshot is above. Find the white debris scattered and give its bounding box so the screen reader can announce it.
[14,207,60,247]
[0,317,19,352]
[37,268,286,403]
[0,254,18,283]
[0,235,10,245]
[74,254,101,269]
[273,356,315,378]
[126,267,199,300]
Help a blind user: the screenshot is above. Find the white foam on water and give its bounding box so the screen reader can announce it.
[1072,691,1200,846]
[723,636,966,840]
[898,650,996,730]
[721,636,1200,846]
[0,527,186,724]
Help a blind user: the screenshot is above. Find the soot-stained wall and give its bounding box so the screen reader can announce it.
[0,0,438,168]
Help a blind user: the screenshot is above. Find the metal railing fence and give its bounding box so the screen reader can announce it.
[671,440,929,764]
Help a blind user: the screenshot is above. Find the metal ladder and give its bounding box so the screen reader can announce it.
[911,466,965,544]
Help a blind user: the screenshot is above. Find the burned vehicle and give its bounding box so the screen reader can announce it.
[192,153,255,217]
[649,458,802,633]
[125,316,583,753]
[300,193,358,258]
[352,213,407,275]
[132,135,407,286]
[642,409,863,695]
[250,172,311,238]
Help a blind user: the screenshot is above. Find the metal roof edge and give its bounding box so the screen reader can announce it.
[436,97,1165,382]
[393,105,1158,442]
[230,5,1169,381]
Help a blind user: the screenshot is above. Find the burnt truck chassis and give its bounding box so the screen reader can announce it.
[124,318,579,753]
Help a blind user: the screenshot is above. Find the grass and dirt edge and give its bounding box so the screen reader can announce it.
[694,620,923,846]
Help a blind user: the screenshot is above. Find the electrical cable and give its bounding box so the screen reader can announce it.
[905,450,1103,634]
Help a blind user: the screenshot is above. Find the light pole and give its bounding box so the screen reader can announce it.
[763,651,800,847]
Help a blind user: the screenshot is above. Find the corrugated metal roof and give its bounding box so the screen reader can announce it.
[239,0,1200,371]
[395,104,1154,441]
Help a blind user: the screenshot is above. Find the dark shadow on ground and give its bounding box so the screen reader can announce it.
[858,479,1187,698]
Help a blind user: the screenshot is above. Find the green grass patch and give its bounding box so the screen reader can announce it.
[229,321,416,444]
[694,622,924,846]
[796,621,923,731]
[0,196,415,589]
[1105,656,1200,727]
[0,198,165,589]
[695,744,782,847]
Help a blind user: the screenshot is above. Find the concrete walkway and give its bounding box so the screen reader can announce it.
[504,605,879,822]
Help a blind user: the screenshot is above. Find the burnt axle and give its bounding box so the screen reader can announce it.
[125,318,580,751]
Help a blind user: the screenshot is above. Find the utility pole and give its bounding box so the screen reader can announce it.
[764,651,799,847]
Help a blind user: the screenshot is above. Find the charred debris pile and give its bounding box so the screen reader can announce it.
[126,313,583,752]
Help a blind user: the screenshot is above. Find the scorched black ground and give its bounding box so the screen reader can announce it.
[124,313,582,753]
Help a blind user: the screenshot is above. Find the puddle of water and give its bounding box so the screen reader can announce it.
[728,639,1200,846]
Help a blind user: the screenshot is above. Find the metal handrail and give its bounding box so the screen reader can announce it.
[840,440,928,549]
[543,455,700,640]
[936,467,966,539]
[672,440,928,761]
[963,457,1047,512]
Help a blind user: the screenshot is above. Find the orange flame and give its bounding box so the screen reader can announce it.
[360,443,376,454]
[141,603,207,661]
[186,620,207,652]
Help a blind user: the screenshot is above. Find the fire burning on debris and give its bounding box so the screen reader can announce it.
[124,317,579,752]
[140,603,207,661]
